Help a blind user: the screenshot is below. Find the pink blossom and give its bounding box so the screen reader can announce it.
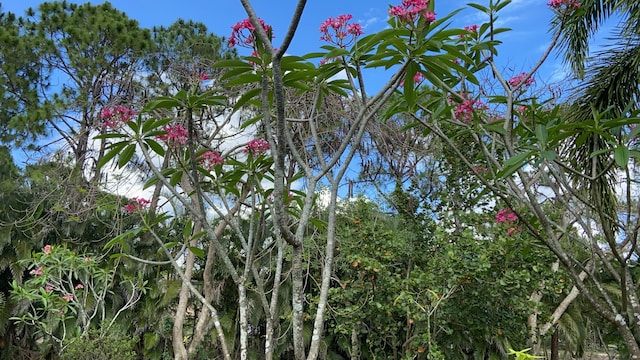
[200,150,224,169]
[496,208,518,223]
[123,197,151,214]
[389,0,430,23]
[508,72,535,88]
[199,73,209,81]
[454,97,487,123]
[44,245,51,255]
[400,71,426,87]
[228,18,272,49]
[84,257,91,262]
[45,285,54,291]
[459,24,479,38]
[464,25,478,32]
[423,11,437,23]
[156,125,188,145]
[319,14,364,47]
[75,284,84,290]
[101,105,136,129]
[244,139,270,156]
[474,166,488,175]
[547,0,580,10]
[62,294,73,301]
[29,267,43,276]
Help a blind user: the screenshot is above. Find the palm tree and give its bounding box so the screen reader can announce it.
[551,0,640,357]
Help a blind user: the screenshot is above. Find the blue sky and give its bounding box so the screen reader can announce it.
[3,0,592,84]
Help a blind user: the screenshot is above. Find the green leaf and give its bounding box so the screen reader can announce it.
[183,220,193,239]
[96,142,128,170]
[117,143,137,169]
[169,170,183,187]
[144,138,165,156]
[541,150,557,161]
[188,246,205,259]
[497,151,532,179]
[324,47,350,59]
[104,227,143,252]
[143,97,184,112]
[614,146,630,168]
[233,88,262,112]
[482,124,507,135]
[535,124,548,147]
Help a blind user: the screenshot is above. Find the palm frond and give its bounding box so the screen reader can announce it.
[552,0,617,77]
[564,32,640,236]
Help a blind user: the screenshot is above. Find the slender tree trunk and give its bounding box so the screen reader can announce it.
[291,244,306,359]
[265,237,286,360]
[173,248,195,360]
[350,326,361,360]
[550,324,559,360]
[239,282,249,360]
[188,233,216,355]
[618,321,640,359]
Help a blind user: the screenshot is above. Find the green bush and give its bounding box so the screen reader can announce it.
[60,328,138,360]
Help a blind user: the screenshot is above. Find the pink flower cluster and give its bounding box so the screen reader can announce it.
[156,125,188,145]
[459,25,479,39]
[244,139,270,156]
[496,208,522,236]
[547,0,580,10]
[123,197,151,214]
[30,266,43,276]
[400,72,426,87]
[100,105,136,129]
[319,57,340,66]
[200,150,224,169]
[389,0,436,23]
[454,97,487,123]
[228,18,272,48]
[495,208,517,223]
[319,14,363,47]
[44,245,51,255]
[508,72,535,88]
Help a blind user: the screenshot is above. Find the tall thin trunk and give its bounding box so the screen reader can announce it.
[550,324,559,360]
[265,237,286,360]
[239,283,249,360]
[291,244,306,360]
[173,248,195,360]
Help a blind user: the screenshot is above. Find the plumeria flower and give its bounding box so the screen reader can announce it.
[454,97,487,123]
[228,17,273,49]
[508,72,535,89]
[75,284,84,290]
[244,139,270,156]
[29,267,43,276]
[496,208,518,223]
[62,294,74,301]
[547,0,581,10]
[123,197,151,214]
[44,245,51,255]
[200,150,224,170]
[389,0,436,24]
[100,105,136,129]
[319,14,363,47]
[156,124,189,145]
